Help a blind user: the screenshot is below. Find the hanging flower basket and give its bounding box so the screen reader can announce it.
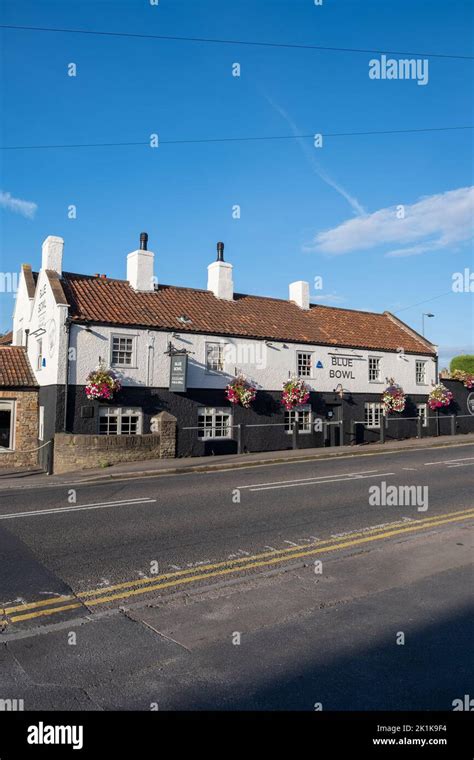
[85,361,121,401]
[450,369,474,389]
[281,376,310,411]
[225,374,257,408]
[427,383,453,410]
[381,378,406,413]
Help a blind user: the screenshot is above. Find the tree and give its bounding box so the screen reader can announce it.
[450,355,474,374]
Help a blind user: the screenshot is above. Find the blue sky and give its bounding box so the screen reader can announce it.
[0,0,473,367]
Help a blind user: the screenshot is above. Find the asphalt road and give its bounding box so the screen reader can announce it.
[0,442,472,710]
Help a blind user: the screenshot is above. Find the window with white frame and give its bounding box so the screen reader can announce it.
[285,405,312,433]
[99,407,142,435]
[36,338,43,371]
[417,403,428,427]
[198,407,232,439]
[365,402,384,429]
[111,335,135,367]
[368,357,381,382]
[416,360,427,385]
[0,400,15,450]
[206,342,226,372]
[297,351,312,377]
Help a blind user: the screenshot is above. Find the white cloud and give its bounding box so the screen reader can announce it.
[0,191,38,219]
[263,94,365,216]
[306,186,474,257]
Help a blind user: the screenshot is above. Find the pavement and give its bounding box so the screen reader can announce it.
[0,431,473,489]
[0,442,472,710]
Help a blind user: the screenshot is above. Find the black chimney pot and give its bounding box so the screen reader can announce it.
[217,241,224,261]
[140,232,148,251]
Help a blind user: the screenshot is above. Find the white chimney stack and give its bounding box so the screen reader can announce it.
[207,242,234,300]
[289,280,310,310]
[127,232,155,292]
[41,236,64,274]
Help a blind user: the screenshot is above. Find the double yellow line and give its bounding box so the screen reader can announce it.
[3,507,473,625]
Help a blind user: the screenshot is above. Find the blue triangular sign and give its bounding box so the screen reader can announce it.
[316,360,323,369]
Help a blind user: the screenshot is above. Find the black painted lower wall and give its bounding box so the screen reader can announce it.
[38,385,65,471]
[32,384,468,458]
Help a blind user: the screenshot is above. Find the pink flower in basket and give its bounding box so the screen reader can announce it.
[85,361,121,401]
[225,374,257,408]
[381,379,406,414]
[427,383,453,411]
[281,377,310,410]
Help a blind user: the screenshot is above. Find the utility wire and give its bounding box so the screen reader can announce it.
[394,291,455,314]
[0,24,473,60]
[1,125,473,151]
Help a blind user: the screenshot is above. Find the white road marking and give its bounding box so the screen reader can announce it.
[424,457,474,466]
[0,497,157,520]
[446,462,474,468]
[239,469,380,490]
[249,472,395,492]
[402,468,418,471]
[330,518,413,539]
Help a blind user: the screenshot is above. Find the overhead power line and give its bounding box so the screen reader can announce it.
[1,125,472,151]
[0,24,473,60]
[394,291,454,314]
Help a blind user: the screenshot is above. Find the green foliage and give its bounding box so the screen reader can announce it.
[450,355,474,373]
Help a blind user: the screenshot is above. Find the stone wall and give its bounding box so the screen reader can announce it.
[53,411,177,474]
[0,389,39,468]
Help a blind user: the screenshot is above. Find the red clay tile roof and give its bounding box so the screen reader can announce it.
[0,331,12,346]
[0,347,38,387]
[61,272,435,355]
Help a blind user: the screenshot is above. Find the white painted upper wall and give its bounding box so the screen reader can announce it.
[13,267,69,386]
[69,324,437,395]
[12,269,33,346]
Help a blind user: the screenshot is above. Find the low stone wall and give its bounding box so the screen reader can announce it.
[0,389,38,468]
[53,411,177,474]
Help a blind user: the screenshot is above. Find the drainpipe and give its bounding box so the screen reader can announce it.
[63,317,72,432]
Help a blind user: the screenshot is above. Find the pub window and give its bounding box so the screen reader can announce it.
[416,360,427,385]
[368,357,381,382]
[206,342,226,372]
[297,352,312,378]
[417,403,428,427]
[197,407,232,439]
[365,402,383,429]
[99,407,142,435]
[111,335,135,367]
[285,405,312,433]
[0,400,15,450]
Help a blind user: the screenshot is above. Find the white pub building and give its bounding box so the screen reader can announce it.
[12,233,438,467]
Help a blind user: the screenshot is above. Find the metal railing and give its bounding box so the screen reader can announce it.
[351,414,474,444]
[182,419,343,453]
